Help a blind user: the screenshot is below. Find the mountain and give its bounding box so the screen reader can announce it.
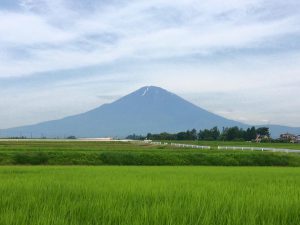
[1,86,299,138]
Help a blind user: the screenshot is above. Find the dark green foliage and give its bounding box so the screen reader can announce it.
[66,136,77,139]
[256,127,270,137]
[126,134,145,140]
[146,129,198,141]
[133,126,271,141]
[13,152,49,165]
[244,127,257,141]
[198,127,220,140]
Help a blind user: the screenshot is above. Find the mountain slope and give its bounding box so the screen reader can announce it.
[1,86,299,138]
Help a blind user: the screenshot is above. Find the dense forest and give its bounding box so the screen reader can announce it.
[127,126,271,141]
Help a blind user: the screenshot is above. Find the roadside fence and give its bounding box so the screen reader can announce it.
[134,140,300,153]
[217,146,300,153]
[134,140,210,149]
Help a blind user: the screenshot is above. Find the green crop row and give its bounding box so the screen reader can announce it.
[0,141,300,166]
[0,166,299,225]
[0,150,299,166]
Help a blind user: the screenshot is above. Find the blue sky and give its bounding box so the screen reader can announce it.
[0,0,300,128]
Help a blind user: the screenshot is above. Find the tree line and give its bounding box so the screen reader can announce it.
[127,126,270,141]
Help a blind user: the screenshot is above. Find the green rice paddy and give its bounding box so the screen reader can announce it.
[0,166,300,225]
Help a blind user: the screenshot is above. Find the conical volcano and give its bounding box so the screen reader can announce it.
[1,86,298,138]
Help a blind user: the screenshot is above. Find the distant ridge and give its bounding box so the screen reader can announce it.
[1,86,299,138]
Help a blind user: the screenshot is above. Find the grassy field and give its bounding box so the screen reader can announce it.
[1,139,299,150]
[0,140,300,166]
[0,166,299,225]
[1,142,300,224]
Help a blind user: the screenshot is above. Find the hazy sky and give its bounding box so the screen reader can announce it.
[0,0,300,129]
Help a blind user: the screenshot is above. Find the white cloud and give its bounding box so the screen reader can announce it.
[0,12,73,45]
[0,0,299,77]
[0,0,300,128]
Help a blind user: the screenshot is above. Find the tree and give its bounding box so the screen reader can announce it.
[127,134,145,140]
[177,132,188,140]
[67,136,76,139]
[257,127,270,137]
[191,129,198,140]
[223,127,242,141]
[211,127,220,140]
[244,127,257,141]
[250,127,257,140]
[137,126,271,142]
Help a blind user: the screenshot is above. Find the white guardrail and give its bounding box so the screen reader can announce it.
[217,146,300,153]
[136,141,210,149]
[170,143,211,149]
[135,140,300,153]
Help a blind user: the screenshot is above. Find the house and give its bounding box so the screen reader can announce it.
[279,133,299,143]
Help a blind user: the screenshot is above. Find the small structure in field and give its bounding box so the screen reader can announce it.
[297,135,300,143]
[279,133,300,143]
[79,137,113,141]
[255,134,270,143]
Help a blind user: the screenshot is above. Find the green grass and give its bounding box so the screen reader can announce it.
[0,166,299,225]
[0,141,300,166]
